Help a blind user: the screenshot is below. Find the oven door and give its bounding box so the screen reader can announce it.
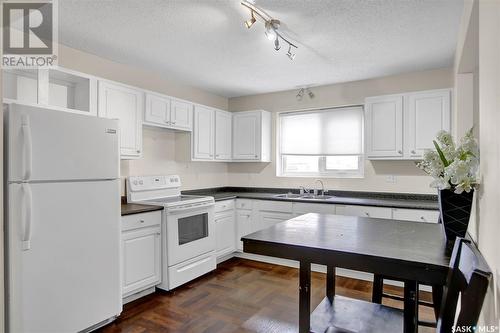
[165,205,215,266]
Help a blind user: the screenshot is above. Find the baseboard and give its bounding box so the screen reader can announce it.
[123,286,156,304]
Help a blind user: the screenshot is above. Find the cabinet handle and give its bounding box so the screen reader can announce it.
[254,155,258,158]
[397,150,402,154]
[139,219,145,223]
[411,150,416,154]
[365,212,370,217]
[171,121,176,125]
[420,216,425,220]
[137,150,141,153]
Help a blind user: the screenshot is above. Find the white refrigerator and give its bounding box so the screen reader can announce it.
[4,104,122,332]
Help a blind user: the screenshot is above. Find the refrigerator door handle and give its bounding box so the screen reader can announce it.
[21,183,33,251]
[21,115,33,181]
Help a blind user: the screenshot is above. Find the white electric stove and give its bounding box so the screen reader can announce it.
[127,175,216,290]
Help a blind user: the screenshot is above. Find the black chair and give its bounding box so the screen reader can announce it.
[372,216,445,327]
[311,238,492,333]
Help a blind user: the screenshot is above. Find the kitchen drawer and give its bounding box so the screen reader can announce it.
[336,205,392,219]
[122,210,162,231]
[215,199,235,213]
[392,208,440,223]
[167,251,216,289]
[293,202,336,215]
[258,200,293,213]
[236,199,253,210]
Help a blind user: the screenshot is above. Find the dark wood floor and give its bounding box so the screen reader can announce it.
[99,258,435,333]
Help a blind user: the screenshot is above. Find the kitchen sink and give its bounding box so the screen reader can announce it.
[273,193,333,200]
[274,193,303,199]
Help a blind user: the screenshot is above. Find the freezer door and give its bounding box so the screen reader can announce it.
[6,180,122,333]
[6,104,119,182]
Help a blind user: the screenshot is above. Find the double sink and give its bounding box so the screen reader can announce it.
[273,193,334,200]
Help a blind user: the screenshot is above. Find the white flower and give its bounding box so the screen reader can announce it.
[418,129,479,192]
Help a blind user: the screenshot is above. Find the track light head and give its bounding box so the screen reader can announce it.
[306,88,315,99]
[296,88,305,101]
[274,36,281,51]
[265,19,279,40]
[245,11,256,29]
[286,44,296,60]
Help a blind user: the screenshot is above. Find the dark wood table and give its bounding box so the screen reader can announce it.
[242,213,450,333]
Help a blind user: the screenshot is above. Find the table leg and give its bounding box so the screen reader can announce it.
[299,261,311,333]
[372,274,384,303]
[404,280,418,333]
[432,284,444,320]
[326,265,336,303]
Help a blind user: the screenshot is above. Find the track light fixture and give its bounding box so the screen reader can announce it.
[296,88,314,101]
[245,11,256,29]
[241,1,298,60]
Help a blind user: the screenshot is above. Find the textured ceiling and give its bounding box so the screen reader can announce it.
[59,0,464,98]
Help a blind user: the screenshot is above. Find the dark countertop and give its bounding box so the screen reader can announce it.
[183,187,439,210]
[121,203,164,216]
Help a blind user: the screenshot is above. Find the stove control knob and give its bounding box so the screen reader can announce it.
[133,180,138,185]
[139,180,144,185]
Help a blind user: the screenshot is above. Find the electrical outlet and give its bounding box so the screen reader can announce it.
[386,175,397,183]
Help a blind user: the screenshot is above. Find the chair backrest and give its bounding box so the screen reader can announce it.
[437,238,492,333]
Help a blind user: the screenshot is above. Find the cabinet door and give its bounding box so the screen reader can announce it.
[122,227,161,297]
[336,205,392,219]
[236,209,252,251]
[233,111,261,160]
[215,110,232,160]
[98,81,143,158]
[215,212,236,258]
[170,100,193,131]
[365,95,404,159]
[192,105,214,160]
[406,90,451,159]
[144,93,170,126]
[259,211,293,231]
[392,208,440,223]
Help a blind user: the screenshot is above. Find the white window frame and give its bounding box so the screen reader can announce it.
[276,106,365,178]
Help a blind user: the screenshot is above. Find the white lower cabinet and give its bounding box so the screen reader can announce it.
[293,202,336,216]
[260,211,294,230]
[335,205,393,219]
[215,201,236,259]
[392,208,440,223]
[121,211,162,298]
[236,209,253,251]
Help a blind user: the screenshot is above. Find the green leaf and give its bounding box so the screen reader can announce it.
[433,140,450,167]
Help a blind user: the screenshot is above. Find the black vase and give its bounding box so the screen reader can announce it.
[438,189,474,246]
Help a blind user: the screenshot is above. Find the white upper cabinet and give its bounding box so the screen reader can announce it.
[144,93,193,131]
[365,94,404,159]
[365,89,452,160]
[406,89,451,159]
[144,93,170,126]
[3,67,97,116]
[98,80,144,159]
[192,105,215,160]
[232,110,271,162]
[215,110,232,161]
[170,100,193,131]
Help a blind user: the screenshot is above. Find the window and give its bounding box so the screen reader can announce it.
[278,106,364,177]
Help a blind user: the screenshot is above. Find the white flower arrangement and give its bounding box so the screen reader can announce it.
[417,128,479,194]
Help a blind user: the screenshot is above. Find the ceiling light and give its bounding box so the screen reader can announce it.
[241,1,298,60]
[296,88,304,101]
[274,36,281,51]
[245,11,256,29]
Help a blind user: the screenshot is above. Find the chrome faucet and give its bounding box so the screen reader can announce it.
[313,179,325,196]
[299,186,309,195]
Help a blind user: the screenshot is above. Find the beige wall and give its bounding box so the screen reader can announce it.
[58,44,230,194]
[227,68,454,194]
[475,0,500,325]
[454,0,500,325]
